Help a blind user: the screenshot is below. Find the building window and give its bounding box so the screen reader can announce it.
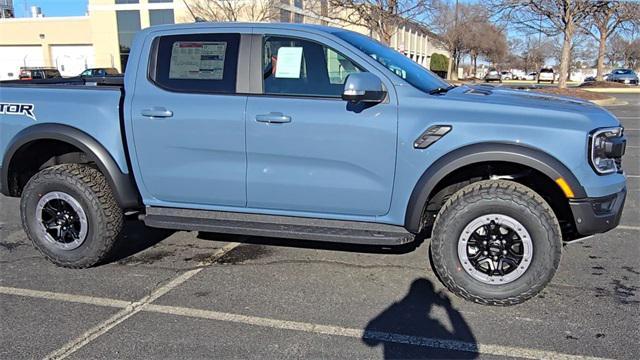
[149,0,173,3]
[115,0,139,4]
[116,10,141,71]
[294,0,303,8]
[294,12,303,23]
[150,9,174,26]
[280,9,290,22]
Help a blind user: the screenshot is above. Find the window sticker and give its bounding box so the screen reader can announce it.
[274,47,303,78]
[169,41,227,80]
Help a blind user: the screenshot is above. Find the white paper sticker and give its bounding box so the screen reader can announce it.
[275,47,303,79]
[169,41,227,80]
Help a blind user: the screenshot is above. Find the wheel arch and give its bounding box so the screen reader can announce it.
[404,142,586,233]
[1,123,141,209]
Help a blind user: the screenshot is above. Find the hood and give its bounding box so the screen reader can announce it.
[432,85,621,131]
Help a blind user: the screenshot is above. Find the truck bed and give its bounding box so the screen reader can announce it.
[0,76,124,87]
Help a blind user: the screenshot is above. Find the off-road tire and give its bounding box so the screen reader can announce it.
[430,180,562,306]
[20,163,123,268]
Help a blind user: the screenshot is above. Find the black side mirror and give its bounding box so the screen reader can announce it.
[342,73,387,103]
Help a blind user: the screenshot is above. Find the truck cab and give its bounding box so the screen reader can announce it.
[0,23,627,305]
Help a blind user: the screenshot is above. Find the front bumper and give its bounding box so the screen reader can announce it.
[569,187,626,236]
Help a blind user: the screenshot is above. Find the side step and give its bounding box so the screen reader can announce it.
[143,207,415,246]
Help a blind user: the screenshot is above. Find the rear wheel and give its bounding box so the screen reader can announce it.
[20,164,123,268]
[430,180,562,306]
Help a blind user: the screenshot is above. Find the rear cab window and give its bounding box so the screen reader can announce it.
[151,33,240,94]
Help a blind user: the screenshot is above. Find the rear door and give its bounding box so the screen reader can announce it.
[244,30,398,216]
[130,30,249,207]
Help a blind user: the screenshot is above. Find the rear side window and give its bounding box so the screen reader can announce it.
[153,33,240,94]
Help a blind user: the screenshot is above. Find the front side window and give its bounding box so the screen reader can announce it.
[263,36,362,97]
[153,33,240,94]
[334,30,450,94]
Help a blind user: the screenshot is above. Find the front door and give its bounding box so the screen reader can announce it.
[245,34,397,216]
[130,32,247,207]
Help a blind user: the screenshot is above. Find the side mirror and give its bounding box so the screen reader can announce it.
[342,73,387,103]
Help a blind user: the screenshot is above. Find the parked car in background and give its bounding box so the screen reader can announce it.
[607,68,638,85]
[583,76,596,83]
[18,67,61,80]
[522,72,537,81]
[484,68,502,83]
[537,68,555,83]
[500,71,513,80]
[79,68,120,78]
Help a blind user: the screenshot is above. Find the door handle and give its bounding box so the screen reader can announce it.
[255,112,291,124]
[141,107,173,118]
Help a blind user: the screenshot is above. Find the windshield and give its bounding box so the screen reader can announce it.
[613,69,633,75]
[334,30,450,94]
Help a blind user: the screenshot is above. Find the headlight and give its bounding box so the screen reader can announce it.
[589,127,626,174]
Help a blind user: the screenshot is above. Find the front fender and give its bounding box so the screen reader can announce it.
[404,142,586,233]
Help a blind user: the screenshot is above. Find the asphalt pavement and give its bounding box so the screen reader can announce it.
[1,93,638,360]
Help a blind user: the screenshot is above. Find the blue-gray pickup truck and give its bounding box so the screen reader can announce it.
[0,23,628,305]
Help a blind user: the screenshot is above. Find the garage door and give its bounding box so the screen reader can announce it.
[51,45,95,77]
[0,46,44,81]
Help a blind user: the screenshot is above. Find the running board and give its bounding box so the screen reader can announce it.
[143,207,415,246]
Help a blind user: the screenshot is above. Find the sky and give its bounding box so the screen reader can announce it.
[12,0,88,18]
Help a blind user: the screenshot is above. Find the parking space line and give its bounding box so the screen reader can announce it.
[42,241,241,360]
[0,286,131,308]
[144,303,609,360]
[0,284,611,360]
[618,225,640,231]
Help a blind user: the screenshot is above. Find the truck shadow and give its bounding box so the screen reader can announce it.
[107,220,175,263]
[363,278,478,359]
[196,230,429,255]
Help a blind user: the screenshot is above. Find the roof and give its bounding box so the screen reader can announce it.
[140,22,346,35]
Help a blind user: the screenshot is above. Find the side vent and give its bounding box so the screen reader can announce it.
[414,125,452,149]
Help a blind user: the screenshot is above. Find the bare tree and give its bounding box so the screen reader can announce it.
[430,0,489,80]
[492,0,604,88]
[319,1,431,45]
[608,34,640,69]
[581,1,640,81]
[185,0,277,22]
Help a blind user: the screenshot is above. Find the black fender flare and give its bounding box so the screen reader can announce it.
[1,124,141,209]
[404,142,586,233]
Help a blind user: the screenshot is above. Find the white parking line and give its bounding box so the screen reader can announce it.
[0,285,611,360]
[42,241,241,360]
[618,225,640,231]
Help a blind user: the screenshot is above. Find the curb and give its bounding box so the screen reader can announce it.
[590,97,628,106]
[582,88,640,94]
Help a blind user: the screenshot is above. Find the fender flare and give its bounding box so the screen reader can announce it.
[1,124,141,209]
[404,142,586,233]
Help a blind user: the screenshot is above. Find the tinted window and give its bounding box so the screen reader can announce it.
[149,9,174,26]
[116,10,141,71]
[263,36,362,97]
[154,33,240,94]
[334,30,450,94]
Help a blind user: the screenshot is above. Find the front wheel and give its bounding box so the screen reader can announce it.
[430,180,562,306]
[20,164,123,268]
